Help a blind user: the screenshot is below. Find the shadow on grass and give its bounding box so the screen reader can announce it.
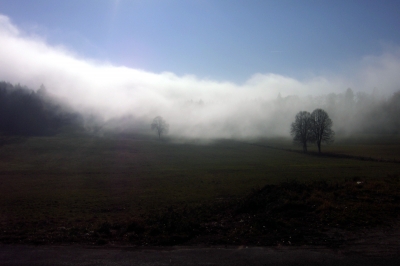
[247,141,400,164]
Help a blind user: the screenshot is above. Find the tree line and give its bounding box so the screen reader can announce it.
[0,81,82,136]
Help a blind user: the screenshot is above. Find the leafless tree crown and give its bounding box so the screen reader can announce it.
[151,116,169,139]
[291,109,334,153]
[310,109,334,153]
[290,111,312,152]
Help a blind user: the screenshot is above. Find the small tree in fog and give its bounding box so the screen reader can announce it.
[290,111,313,152]
[310,109,334,153]
[151,116,169,139]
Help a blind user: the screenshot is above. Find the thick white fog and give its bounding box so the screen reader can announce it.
[1,15,400,139]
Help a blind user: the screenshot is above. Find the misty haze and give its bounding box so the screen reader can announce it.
[1,1,400,265]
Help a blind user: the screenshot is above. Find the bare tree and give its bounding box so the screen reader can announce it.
[310,109,334,153]
[151,116,169,139]
[290,111,313,152]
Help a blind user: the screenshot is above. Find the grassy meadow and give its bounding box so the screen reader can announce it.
[0,134,399,245]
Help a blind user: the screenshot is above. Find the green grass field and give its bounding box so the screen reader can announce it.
[0,134,399,245]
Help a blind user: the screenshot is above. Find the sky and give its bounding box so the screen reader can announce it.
[0,0,400,138]
[2,0,400,82]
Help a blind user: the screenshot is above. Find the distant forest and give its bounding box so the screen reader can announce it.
[1,80,400,137]
[0,81,82,136]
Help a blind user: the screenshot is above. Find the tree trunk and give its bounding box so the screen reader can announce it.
[317,141,321,153]
[303,142,307,153]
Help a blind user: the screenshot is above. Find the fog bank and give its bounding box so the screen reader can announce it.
[1,15,400,139]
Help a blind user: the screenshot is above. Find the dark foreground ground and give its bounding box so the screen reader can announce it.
[2,218,400,266]
[1,241,400,266]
